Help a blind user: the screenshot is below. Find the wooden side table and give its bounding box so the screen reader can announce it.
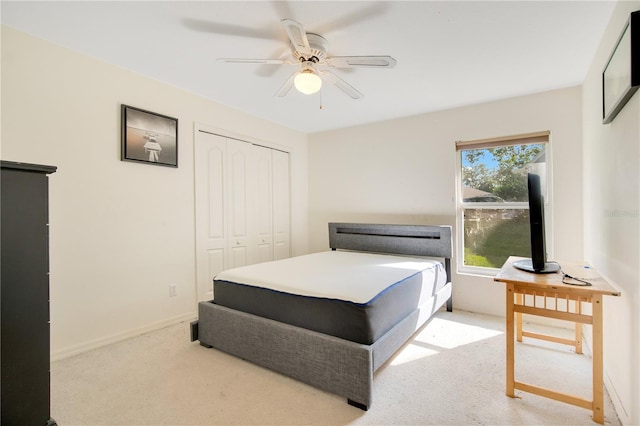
[494,256,620,424]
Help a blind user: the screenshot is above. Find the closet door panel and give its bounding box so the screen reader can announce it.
[272,150,290,260]
[254,145,273,264]
[227,139,251,268]
[207,147,225,240]
[195,132,227,301]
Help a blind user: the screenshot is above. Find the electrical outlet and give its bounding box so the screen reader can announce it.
[169,284,178,297]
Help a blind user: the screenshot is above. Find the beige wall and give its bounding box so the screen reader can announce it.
[582,2,640,424]
[1,26,309,359]
[309,86,584,317]
[4,3,639,421]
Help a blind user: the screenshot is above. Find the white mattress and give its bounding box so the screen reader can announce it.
[214,250,445,304]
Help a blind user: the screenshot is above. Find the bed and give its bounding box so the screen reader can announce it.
[190,223,453,410]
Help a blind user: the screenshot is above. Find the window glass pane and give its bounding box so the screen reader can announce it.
[461,144,546,203]
[464,208,531,268]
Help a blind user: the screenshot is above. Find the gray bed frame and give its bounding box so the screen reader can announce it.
[191,223,453,410]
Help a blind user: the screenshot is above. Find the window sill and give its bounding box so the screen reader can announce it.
[456,265,499,278]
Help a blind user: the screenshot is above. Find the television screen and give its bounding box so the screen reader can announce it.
[513,173,559,273]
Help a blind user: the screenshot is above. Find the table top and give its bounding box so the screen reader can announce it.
[494,256,621,297]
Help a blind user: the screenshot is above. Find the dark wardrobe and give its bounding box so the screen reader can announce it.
[1,161,57,426]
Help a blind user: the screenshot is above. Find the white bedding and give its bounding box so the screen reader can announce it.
[214,251,445,304]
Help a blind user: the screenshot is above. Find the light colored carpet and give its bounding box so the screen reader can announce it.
[51,310,620,425]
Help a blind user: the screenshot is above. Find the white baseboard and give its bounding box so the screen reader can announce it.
[50,313,197,362]
[582,328,630,425]
[604,370,631,425]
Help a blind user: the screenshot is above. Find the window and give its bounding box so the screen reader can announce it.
[455,131,551,274]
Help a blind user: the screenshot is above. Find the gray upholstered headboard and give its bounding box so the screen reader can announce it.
[328,223,452,259]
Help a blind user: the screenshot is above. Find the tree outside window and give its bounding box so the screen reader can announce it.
[456,132,549,271]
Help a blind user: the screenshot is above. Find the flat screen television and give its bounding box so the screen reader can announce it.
[513,173,560,274]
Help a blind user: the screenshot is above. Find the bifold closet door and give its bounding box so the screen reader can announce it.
[195,129,291,302]
[226,138,252,269]
[272,149,290,260]
[254,145,274,264]
[195,132,227,302]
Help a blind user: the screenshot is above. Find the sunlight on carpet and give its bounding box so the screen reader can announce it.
[390,316,503,366]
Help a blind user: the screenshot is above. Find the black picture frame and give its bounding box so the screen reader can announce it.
[121,104,178,167]
[602,11,639,124]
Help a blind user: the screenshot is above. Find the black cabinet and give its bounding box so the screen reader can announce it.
[1,161,57,426]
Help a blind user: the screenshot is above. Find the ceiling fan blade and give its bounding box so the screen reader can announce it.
[256,49,293,77]
[275,72,297,98]
[321,71,363,100]
[281,19,311,57]
[325,56,397,68]
[313,3,389,35]
[217,58,287,65]
[182,18,279,40]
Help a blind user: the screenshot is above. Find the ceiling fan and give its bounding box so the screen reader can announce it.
[218,19,397,100]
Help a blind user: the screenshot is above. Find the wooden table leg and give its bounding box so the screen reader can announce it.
[506,283,515,397]
[575,298,583,354]
[515,292,523,342]
[592,294,604,424]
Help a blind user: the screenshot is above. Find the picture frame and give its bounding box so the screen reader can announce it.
[121,104,178,167]
[602,11,639,124]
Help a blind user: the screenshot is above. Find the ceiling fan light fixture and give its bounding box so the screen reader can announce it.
[294,69,322,95]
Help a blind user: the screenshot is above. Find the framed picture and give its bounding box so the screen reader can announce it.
[121,104,178,167]
[602,11,639,124]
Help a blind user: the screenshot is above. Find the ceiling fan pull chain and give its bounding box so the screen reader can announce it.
[319,91,323,110]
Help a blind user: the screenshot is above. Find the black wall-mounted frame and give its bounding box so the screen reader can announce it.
[602,10,639,124]
[121,104,178,167]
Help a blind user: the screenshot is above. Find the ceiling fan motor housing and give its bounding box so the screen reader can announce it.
[293,33,328,63]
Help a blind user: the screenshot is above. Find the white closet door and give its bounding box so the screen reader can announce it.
[254,145,273,264]
[195,132,227,301]
[195,126,292,302]
[226,138,253,269]
[272,150,290,260]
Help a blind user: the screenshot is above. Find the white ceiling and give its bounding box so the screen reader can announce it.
[1,1,616,134]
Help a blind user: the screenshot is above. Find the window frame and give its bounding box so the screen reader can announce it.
[455,131,553,276]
